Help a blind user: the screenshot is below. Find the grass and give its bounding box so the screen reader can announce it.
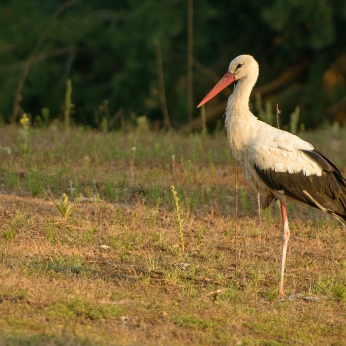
[0,124,345,345]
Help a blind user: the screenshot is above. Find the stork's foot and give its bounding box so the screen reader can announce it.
[279,286,285,298]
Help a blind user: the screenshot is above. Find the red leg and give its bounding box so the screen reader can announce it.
[279,201,290,298]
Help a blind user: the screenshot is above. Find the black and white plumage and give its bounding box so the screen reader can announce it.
[255,149,346,224]
[198,55,346,297]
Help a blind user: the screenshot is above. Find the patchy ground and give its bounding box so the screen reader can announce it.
[0,191,345,345]
[0,125,345,345]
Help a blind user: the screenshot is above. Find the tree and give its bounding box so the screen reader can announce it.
[0,0,345,129]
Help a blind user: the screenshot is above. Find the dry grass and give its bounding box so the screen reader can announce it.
[0,124,345,345]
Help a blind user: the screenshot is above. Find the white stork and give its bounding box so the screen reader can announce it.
[197,55,346,298]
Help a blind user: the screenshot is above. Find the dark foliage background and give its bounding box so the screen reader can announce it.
[1,0,346,129]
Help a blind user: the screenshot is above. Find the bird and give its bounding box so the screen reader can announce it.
[197,55,346,298]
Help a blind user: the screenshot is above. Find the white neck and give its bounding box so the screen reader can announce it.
[224,69,259,160]
[226,71,258,117]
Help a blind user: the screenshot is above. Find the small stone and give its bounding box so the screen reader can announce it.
[120,315,129,323]
[99,244,111,250]
[176,263,191,270]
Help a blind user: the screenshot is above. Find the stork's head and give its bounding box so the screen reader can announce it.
[197,54,259,108]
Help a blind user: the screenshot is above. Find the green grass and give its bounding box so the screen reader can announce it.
[45,298,125,321]
[28,255,96,277]
[172,314,218,330]
[0,333,93,346]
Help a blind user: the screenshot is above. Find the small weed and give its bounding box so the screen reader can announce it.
[2,229,17,241]
[56,193,74,220]
[171,185,185,253]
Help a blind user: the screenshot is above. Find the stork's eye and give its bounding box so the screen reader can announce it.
[236,63,243,69]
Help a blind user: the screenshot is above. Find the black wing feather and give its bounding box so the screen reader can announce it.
[254,149,346,222]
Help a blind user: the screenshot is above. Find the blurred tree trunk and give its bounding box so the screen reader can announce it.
[11,0,75,122]
[155,39,170,129]
[187,0,193,124]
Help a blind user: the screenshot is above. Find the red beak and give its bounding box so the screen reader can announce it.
[197,71,236,108]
